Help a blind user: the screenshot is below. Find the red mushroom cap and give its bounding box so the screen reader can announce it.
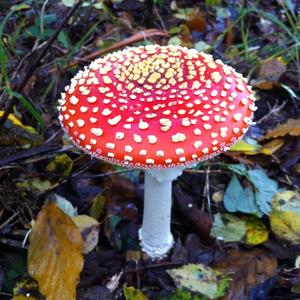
[58,45,256,169]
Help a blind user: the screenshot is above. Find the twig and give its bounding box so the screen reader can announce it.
[0,211,19,230]
[123,261,184,274]
[49,29,168,74]
[0,0,83,128]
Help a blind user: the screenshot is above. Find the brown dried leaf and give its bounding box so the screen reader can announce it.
[261,119,300,140]
[28,203,83,300]
[257,58,286,81]
[214,249,277,300]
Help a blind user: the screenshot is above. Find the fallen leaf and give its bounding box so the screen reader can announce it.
[186,11,206,32]
[72,215,99,254]
[214,249,277,300]
[229,139,261,155]
[0,111,38,146]
[12,278,41,300]
[260,119,300,140]
[241,215,269,245]
[123,285,148,300]
[90,194,106,220]
[260,138,284,155]
[253,57,286,89]
[16,178,52,193]
[270,190,300,245]
[257,57,287,81]
[46,153,73,177]
[53,194,77,217]
[28,203,83,300]
[167,264,229,299]
[247,169,278,215]
[223,175,244,213]
[211,213,246,242]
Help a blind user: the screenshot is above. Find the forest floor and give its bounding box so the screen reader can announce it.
[0,0,300,299]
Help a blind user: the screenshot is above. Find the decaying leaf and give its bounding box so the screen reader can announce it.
[214,249,277,300]
[28,203,83,300]
[253,57,286,89]
[167,264,229,299]
[16,178,52,193]
[211,213,268,245]
[72,214,99,254]
[241,215,269,245]
[260,138,284,155]
[90,194,106,220]
[261,119,300,140]
[12,278,41,300]
[0,110,38,146]
[270,190,300,245]
[211,213,246,242]
[123,285,148,300]
[46,153,73,177]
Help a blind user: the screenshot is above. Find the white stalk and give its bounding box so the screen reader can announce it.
[139,167,185,259]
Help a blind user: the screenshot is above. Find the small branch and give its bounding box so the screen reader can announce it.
[0,211,19,230]
[49,29,168,74]
[0,0,83,128]
[124,261,184,274]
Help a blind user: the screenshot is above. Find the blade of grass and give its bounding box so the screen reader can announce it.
[5,88,45,130]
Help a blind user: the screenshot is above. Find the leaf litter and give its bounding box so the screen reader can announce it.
[0,0,300,299]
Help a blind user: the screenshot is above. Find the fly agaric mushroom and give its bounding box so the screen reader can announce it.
[57,45,256,259]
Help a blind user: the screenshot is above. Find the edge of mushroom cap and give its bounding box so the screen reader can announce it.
[59,116,253,169]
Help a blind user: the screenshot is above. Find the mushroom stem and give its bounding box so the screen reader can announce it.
[139,167,184,259]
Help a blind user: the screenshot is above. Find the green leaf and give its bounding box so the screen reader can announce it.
[223,175,243,212]
[167,264,229,299]
[61,0,76,7]
[247,169,278,215]
[194,41,211,53]
[90,194,106,220]
[211,213,246,242]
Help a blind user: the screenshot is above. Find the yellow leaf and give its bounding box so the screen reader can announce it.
[13,278,39,298]
[11,296,37,300]
[241,215,269,245]
[260,139,284,155]
[46,153,73,177]
[229,140,261,155]
[123,286,149,300]
[261,119,300,140]
[28,203,83,300]
[270,191,300,245]
[0,110,36,133]
[72,215,99,254]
